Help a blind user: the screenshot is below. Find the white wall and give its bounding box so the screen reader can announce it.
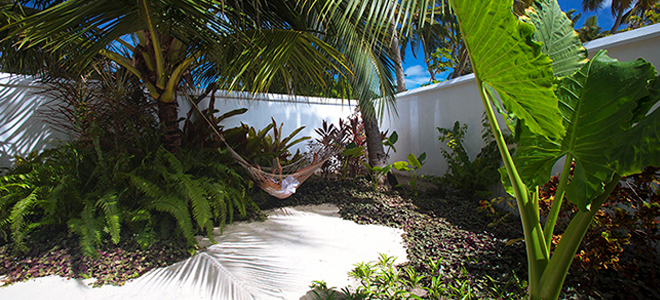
[0,77,355,171]
[0,74,70,172]
[1,23,659,174]
[384,23,660,176]
[179,91,356,153]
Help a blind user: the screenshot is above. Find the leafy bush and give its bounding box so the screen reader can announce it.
[0,141,253,257]
[433,115,513,198]
[538,166,660,298]
[309,111,395,180]
[222,118,309,168]
[0,64,254,257]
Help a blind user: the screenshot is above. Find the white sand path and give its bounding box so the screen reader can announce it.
[0,204,407,300]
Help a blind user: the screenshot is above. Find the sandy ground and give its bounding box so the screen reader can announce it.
[0,204,407,300]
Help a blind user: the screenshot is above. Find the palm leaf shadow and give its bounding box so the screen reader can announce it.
[125,204,407,300]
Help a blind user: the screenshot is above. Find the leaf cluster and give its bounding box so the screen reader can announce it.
[222,117,310,168]
[433,116,513,199]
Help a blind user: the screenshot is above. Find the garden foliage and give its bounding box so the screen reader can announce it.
[434,115,513,198]
[449,0,660,298]
[0,66,255,257]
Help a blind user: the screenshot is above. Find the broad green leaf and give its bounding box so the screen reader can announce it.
[393,161,412,172]
[607,76,660,176]
[502,51,656,210]
[408,153,421,169]
[521,0,588,78]
[449,0,563,139]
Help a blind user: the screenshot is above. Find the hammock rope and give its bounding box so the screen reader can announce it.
[187,97,339,199]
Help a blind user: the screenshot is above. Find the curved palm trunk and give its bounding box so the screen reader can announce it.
[363,112,387,180]
[609,7,626,34]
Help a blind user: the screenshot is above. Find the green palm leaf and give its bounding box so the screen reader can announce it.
[449,0,563,139]
[521,0,588,78]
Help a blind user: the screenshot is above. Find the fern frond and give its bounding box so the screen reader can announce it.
[96,191,121,244]
[159,147,185,175]
[147,195,194,243]
[126,173,164,198]
[67,204,102,259]
[202,181,227,222]
[178,174,212,231]
[9,188,41,253]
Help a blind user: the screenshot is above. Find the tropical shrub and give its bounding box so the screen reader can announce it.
[0,65,254,257]
[433,115,513,198]
[0,140,253,257]
[449,0,660,299]
[309,111,395,180]
[222,118,309,168]
[538,166,660,297]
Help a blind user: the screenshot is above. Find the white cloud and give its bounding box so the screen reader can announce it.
[602,0,612,9]
[404,75,431,88]
[404,65,427,77]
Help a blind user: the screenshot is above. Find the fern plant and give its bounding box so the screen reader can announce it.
[126,147,252,245]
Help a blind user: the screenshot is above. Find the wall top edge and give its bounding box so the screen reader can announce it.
[583,23,660,51]
[395,73,476,98]
[0,72,355,106]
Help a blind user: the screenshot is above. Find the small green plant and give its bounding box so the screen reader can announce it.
[392,153,426,194]
[309,280,343,300]
[345,254,422,300]
[435,116,512,198]
[361,162,392,191]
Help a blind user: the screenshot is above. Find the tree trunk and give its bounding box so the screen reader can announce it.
[421,34,436,82]
[609,7,626,34]
[452,48,468,79]
[158,100,182,153]
[363,111,388,171]
[390,23,406,92]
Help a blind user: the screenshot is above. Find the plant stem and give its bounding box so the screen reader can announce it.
[538,174,622,300]
[478,83,549,295]
[543,154,573,248]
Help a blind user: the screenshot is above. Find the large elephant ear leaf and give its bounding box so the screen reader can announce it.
[555,51,656,210]
[521,0,588,78]
[607,76,660,177]
[449,0,564,139]
[501,52,657,210]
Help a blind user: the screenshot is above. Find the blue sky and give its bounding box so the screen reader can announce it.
[401,0,617,89]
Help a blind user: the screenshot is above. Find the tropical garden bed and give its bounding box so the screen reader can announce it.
[3,176,658,299]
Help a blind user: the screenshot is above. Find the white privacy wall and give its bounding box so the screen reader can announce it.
[0,75,70,171]
[0,76,356,171]
[178,91,356,152]
[384,23,660,176]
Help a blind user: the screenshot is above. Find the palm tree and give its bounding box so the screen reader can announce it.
[582,0,657,34]
[1,0,396,152]
[578,15,607,41]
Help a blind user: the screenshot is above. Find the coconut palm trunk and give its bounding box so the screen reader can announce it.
[157,100,182,152]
